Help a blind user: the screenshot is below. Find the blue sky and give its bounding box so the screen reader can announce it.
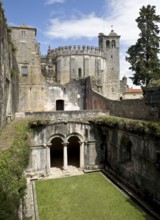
[2,0,160,85]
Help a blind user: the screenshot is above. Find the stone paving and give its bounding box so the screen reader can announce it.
[44,165,84,180]
[24,166,84,219]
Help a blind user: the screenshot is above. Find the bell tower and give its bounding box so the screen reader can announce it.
[99,29,120,100]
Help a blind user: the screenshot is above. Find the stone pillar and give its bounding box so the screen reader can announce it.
[88,141,96,166]
[63,142,68,170]
[46,144,51,175]
[79,141,84,169]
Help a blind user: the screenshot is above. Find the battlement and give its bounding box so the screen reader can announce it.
[49,45,105,57]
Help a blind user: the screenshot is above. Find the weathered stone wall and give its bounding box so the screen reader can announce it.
[24,110,108,120]
[17,79,86,112]
[99,126,160,209]
[85,76,110,110]
[0,3,19,127]
[85,77,151,120]
[109,99,150,120]
[11,26,43,85]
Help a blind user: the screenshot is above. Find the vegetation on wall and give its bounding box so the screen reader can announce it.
[11,68,19,78]
[91,115,160,138]
[0,1,6,23]
[28,118,51,128]
[0,120,31,220]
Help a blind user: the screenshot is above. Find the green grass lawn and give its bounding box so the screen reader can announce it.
[36,172,149,220]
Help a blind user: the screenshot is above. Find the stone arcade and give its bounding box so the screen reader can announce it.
[26,111,106,174]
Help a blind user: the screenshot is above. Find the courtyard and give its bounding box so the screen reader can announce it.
[35,172,150,220]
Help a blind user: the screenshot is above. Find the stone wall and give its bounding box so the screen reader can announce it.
[85,77,151,120]
[0,3,19,127]
[99,126,160,210]
[109,99,150,120]
[17,79,86,112]
[24,109,108,120]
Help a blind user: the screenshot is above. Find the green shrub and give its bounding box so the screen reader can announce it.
[0,120,31,220]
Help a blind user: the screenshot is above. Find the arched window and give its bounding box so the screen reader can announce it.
[112,40,116,48]
[120,135,132,163]
[106,40,110,48]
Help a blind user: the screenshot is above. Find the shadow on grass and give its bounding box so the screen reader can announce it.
[126,197,156,220]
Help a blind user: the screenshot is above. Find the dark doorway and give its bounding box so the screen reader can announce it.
[50,137,63,168]
[56,100,64,111]
[68,136,80,167]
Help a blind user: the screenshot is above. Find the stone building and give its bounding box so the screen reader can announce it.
[43,30,120,100]
[11,25,120,112]
[1,5,160,216]
[123,88,143,99]
[0,3,19,128]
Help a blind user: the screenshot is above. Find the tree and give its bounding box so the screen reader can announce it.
[126,5,160,87]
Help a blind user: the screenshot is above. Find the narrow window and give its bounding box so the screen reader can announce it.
[21,66,28,77]
[78,68,82,78]
[106,40,110,48]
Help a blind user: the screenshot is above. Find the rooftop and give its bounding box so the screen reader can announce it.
[126,88,143,93]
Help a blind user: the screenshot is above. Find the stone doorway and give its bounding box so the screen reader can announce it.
[68,136,80,167]
[50,137,63,168]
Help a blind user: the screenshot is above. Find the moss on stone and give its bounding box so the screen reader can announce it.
[91,115,160,138]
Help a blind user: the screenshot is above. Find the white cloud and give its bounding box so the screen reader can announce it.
[106,0,160,83]
[46,14,105,39]
[46,0,64,5]
[44,0,160,85]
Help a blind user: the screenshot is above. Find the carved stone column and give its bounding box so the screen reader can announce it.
[79,141,84,169]
[63,142,68,170]
[45,144,51,175]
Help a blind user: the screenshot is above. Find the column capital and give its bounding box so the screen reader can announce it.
[78,141,84,145]
[62,142,69,146]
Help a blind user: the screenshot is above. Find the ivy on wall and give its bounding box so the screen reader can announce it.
[0,120,31,220]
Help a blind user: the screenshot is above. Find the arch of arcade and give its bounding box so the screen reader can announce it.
[28,121,105,174]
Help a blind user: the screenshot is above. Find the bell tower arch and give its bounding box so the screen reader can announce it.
[98,30,120,100]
